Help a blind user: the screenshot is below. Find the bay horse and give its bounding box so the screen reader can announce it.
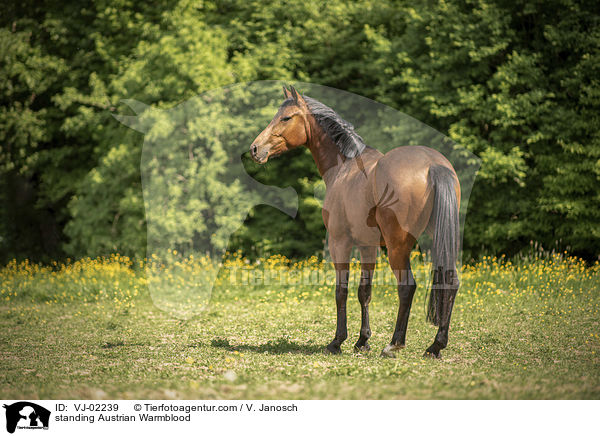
[250,86,461,358]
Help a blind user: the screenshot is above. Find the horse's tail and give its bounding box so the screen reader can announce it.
[426,165,460,326]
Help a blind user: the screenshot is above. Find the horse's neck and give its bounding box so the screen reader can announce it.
[307,119,344,187]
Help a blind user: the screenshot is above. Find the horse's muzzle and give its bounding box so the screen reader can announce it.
[250,142,269,164]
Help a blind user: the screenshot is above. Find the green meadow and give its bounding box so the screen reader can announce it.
[1,253,598,399]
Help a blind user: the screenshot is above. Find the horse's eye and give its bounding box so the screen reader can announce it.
[281,116,292,122]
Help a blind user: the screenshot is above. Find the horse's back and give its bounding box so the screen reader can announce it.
[372,146,457,239]
[323,145,456,245]
[377,145,453,177]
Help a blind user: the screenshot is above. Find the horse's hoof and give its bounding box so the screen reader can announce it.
[325,342,342,355]
[380,344,404,358]
[353,342,371,353]
[423,349,442,359]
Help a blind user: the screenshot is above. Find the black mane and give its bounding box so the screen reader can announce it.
[284,96,367,157]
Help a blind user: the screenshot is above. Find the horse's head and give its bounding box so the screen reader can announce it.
[250,86,310,164]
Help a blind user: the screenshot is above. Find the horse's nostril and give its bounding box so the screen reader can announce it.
[251,145,257,155]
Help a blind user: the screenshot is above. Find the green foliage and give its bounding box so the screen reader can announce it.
[363,0,600,258]
[0,16,67,261]
[63,1,235,257]
[1,0,599,261]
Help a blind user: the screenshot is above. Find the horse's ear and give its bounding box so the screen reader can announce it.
[289,86,306,107]
[282,86,292,99]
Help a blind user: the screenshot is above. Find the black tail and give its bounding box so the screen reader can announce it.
[426,165,460,326]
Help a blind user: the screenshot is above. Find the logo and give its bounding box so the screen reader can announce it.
[3,402,50,434]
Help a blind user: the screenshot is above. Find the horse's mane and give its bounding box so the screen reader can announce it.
[285,96,367,158]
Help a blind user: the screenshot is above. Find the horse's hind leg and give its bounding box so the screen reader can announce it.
[424,284,458,359]
[380,243,417,357]
[354,246,377,352]
[378,211,417,357]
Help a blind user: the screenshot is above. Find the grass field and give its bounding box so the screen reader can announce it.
[1,252,599,399]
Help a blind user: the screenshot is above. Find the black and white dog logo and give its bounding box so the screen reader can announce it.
[3,402,50,433]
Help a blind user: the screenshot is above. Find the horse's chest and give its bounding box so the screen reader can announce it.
[322,187,346,232]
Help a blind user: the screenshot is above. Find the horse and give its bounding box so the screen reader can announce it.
[250,85,461,358]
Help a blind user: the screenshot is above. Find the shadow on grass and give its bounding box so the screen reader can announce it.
[209,337,324,355]
[101,341,152,349]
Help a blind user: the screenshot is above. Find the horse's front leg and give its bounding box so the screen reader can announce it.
[326,236,352,355]
[354,246,377,352]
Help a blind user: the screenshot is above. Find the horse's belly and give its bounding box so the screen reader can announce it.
[351,222,383,246]
[344,195,383,246]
